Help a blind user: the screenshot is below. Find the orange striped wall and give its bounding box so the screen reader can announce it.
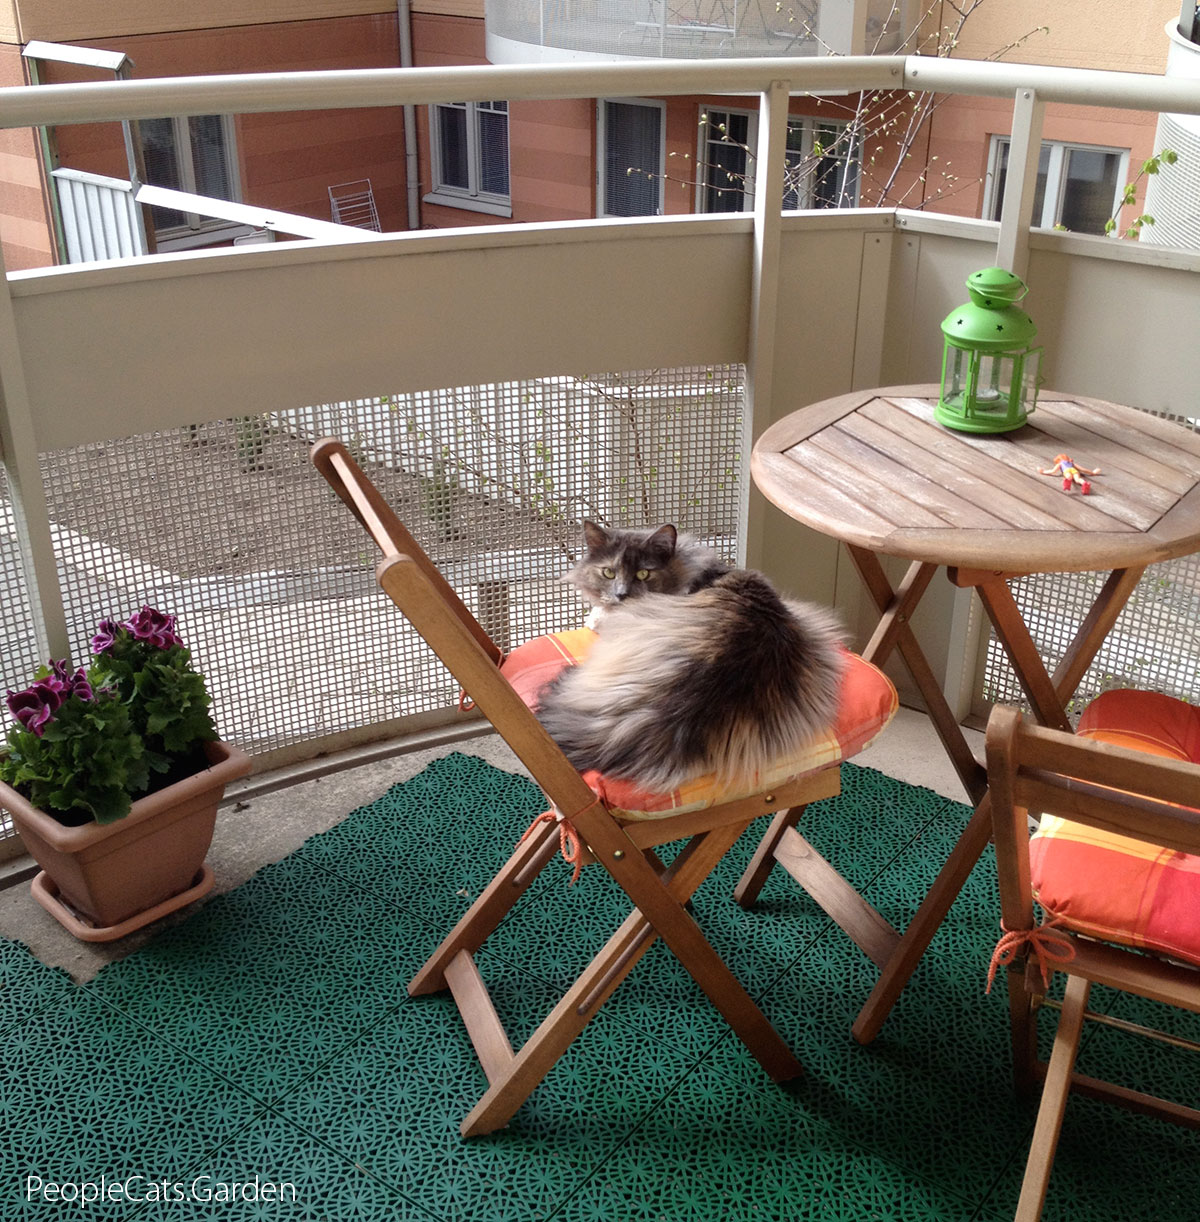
[44,16,409,238]
[0,43,50,269]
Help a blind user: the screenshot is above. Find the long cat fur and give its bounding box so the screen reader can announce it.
[535,521,845,791]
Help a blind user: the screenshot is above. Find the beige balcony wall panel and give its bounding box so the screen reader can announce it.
[0,0,17,43]
[8,1,395,43]
[1025,238,1200,416]
[9,218,752,452]
[754,216,892,614]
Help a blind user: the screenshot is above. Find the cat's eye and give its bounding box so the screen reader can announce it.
[601,567,616,579]
[635,569,650,581]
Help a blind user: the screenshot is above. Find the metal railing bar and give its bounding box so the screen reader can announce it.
[0,55,1196,132]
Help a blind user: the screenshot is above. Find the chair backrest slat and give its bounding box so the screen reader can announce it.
[312,438,502,665]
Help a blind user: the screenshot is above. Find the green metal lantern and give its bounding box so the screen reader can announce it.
[936,267,1043,434]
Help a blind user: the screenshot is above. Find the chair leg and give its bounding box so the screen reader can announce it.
[409,814,562,996]
[1008,958,1043,1099]
[461,821,803,1136]
[733,804,804,906]
[584,814,805,1085]
[1015,973,1090,1222]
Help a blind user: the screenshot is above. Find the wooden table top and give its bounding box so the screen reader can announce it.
[752,384,1200,573]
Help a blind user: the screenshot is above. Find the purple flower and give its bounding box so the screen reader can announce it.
[5,661,95,736]
[90,618,121,654]
[7,679,63,737]
[46,659,93,700]
[121,605,183,650]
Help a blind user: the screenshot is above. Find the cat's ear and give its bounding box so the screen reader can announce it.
[582,520,610,553]
[645,524,678,560]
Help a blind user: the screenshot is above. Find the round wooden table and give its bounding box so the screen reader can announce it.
[749,383,1200,1043]
[752,383,1200,573]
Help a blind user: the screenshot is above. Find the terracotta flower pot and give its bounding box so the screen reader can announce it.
[0,739,251,942]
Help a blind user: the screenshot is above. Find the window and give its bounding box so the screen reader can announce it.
[696,110,860,213]
[428,100,511,216]
[140,115,241,246]
[699,109,753,213]
[986,137,1128,235]
[784,119,861,211]
[599,99,664,218]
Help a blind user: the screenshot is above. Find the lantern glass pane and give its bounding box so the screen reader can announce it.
[1022,348,1042,408]
[947,346,969,399]
[975,353,1011,404]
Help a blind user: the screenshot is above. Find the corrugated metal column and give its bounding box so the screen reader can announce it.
[995,87,1045,277]
[0,244,70,661]
[742,77,790,569]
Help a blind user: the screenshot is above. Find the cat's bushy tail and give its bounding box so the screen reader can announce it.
[534,570,845,791]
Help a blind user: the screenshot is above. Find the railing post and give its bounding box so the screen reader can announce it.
[995,87,1045,278]
[0,241,71,664]
[743,77,789,568]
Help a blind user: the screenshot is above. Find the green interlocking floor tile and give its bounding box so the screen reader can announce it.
[695,788,1031,1207]
[2,991,262,1222]
[271,964,698,1222]
[297,753,552,928]
[6,753,1199,1222]
[0,936,74,1037]
[126,1109,439,1222]
[489,859,829,1069]
[555,1057,981,1222]
[83,852,421,1106]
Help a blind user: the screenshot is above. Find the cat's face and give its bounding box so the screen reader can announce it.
[567,521,682,606]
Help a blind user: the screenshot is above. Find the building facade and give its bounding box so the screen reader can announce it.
[0,0,1185,271]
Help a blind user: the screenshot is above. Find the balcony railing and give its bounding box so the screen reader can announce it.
[484,0,916,63]
[1,54,1199,836]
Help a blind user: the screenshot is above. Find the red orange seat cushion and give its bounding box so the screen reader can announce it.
[499,627,898,821]
[1029,689,1200,968]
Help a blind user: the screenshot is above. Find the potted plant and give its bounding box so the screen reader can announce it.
[0,607,250,942]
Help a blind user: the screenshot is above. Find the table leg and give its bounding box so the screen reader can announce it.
[847,546,987,805]
[1050,567,1146,702]
[851,562,1148,1044]
[852,792,994,1045]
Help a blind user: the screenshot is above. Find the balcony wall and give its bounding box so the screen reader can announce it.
[1,55,1199,784]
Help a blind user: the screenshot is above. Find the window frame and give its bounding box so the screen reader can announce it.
[695,106,757,214]
[597,97,666,219]
[694,109,861,214]
[142,114,247,250]
[426,99,512,218]
[984,135,1130,233]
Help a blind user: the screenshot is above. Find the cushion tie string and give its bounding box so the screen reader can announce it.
[518,796,605,885]
[986,915,1076,993]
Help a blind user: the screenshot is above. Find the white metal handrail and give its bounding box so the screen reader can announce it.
[0,57,1197,130]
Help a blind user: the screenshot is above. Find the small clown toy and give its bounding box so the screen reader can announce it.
[1039,453,1100,494]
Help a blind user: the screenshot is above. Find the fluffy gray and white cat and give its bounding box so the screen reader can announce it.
[535,520,845,791]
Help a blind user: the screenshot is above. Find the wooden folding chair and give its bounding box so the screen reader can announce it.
[311,437,898,1136]
[986,697,1200,1221]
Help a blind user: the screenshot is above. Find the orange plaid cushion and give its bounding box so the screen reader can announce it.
[500,627,897,821]
[1029,689,1200,968]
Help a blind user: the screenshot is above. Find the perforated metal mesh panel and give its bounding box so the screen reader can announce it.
[3,367,746,769]
[983,411,1200,720]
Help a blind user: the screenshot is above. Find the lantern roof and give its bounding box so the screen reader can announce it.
[965,266,1028,308]
[941,267,1038,351]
